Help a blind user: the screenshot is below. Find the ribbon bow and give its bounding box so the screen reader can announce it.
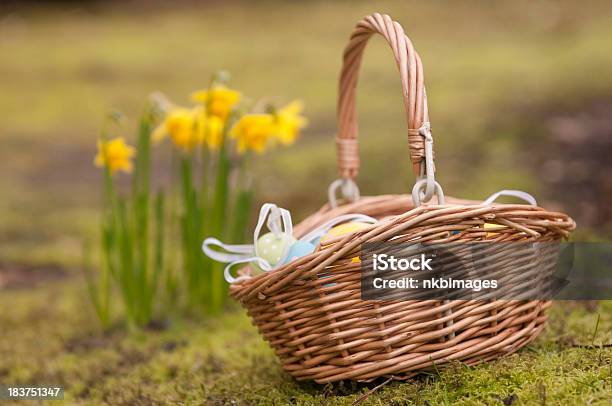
[202,203,377,283]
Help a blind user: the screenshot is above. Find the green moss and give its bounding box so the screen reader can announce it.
[1,281,610,405]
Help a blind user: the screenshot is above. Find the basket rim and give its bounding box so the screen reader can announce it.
[229,193,575,301]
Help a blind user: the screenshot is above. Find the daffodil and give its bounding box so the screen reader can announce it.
[195,108,225,150]
[94,136,136,174]
[273,100,307,145]
[152,107,200,152]
[230,114,275,154]
[191,85,241,120]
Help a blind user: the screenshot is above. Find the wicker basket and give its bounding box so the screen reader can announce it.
[229,13,575,383]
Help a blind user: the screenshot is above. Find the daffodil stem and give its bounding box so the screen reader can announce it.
[200,147,210,233]
[83,238,111,329]
[209,134,231,314]
[166,149,181,311]
[180,155,197,310]
[230,155,254,244]
[199,146,212,311]
[132,116,152,324]
[100,166,125,324]
[226,156,254,311]
[116,197,136,323]
[211,142,230,237]
[151,190,165,318]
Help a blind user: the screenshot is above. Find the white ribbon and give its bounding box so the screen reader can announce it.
[203,203,293,283]
[202,238,253,263]
[202,203,379,283]
[252,203,293,264]
[220,257,270,284]
[300,213,378,244]
[484,189,537,206]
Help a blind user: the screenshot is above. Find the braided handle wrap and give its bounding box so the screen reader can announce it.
[337,13,432,178]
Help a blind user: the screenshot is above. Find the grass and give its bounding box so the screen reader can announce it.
[1,1,612,404]
[1,280,610,405]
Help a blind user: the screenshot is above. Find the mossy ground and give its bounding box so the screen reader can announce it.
[1,279,610,405]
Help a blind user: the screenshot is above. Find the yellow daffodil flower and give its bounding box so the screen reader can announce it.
[274,100,308,145]
[195,108,225,150]
[94,136,136,174]
[152,107,200,152]
[230,114,275,154]
[191,85,241,120]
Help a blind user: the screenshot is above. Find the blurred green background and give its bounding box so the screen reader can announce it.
[2,0,611,267]
[1,1,611,404]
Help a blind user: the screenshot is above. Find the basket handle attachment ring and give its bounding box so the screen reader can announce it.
[412,178,445,206]
[328,178,360,208]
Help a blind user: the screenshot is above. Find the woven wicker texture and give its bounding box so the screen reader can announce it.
[229,13,576,383]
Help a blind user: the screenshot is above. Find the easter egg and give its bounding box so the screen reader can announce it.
[484,223,499,237]
[320,222,372,245]
[256,232,296,266]
[282,240,316,265]
[320,221,372,263]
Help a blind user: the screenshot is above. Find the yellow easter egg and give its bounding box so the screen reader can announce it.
[484,222,499,237]
[321,221,371,263]
[320,222,371,244]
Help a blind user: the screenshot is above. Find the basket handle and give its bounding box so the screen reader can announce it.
[334,13,437,203]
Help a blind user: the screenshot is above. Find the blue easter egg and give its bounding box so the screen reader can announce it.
[282,240,315,264]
